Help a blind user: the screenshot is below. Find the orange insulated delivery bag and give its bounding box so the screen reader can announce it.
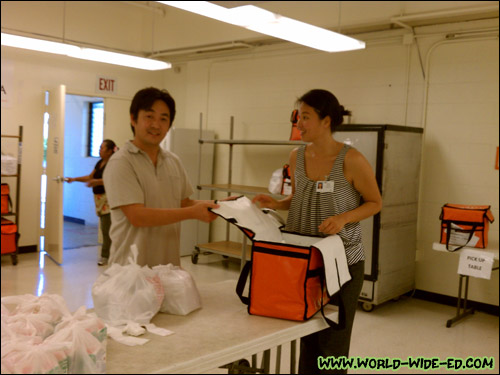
[440,204,495,251]
[210,196,351,328]
[1,183,12,214]
[1,218,18,255]
[236,239,330,322]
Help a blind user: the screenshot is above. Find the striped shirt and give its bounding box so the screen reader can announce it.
[285,144,365,265]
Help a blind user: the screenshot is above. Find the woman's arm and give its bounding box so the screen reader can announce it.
[86,178,104,188]
[319,148,382,234]
[66,169,96,183]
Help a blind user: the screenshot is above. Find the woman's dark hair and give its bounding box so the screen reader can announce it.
[102,139,118,153]
[129,87,176,135]
[296,89,351,133]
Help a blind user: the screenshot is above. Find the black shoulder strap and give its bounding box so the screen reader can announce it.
[445,222,477,251]
[236,261,251,306]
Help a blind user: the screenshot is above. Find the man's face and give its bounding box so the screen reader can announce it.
[131,99,171,149]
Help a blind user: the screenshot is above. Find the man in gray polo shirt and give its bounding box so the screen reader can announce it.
[103,87,219,267]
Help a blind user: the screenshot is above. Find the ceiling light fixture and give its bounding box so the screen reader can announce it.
[1,33,171,71]
[157,1,365,53]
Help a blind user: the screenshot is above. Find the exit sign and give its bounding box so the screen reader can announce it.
[96,76,117,95]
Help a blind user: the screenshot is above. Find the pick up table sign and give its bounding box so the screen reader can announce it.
[458,249,494,279]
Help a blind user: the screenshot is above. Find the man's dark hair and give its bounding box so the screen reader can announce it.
[129,87,176,135]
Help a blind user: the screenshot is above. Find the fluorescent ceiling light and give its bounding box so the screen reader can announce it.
[159,1,233,23]
[157,1,365,53]
[1,33,171,71]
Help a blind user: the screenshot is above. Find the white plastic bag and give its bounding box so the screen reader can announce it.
[153,264,202,315]
[1,294,72,340]
[268,168,284,195]
[91,245,164,326]
[268,165,292,195]
[1,341,70,374]
[1,153,17,176]
[46,323,105,374]
[1,294,107,374]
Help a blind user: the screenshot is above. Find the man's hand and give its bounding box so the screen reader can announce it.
[190,201,220,223]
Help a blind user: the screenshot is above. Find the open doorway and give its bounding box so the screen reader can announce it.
[62,94,104,250]
[40,91,131,262]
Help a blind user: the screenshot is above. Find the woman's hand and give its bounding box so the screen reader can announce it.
[318,215,347,235]
[252,194,278,209]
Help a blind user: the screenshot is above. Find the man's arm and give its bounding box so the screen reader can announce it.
[119,200,219,227]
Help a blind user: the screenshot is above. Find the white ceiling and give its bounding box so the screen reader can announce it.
[1,1,498,62]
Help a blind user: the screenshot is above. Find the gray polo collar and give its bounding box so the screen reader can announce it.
[125,140,168,161]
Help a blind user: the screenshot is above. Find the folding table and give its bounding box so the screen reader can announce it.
[105,280,338,374]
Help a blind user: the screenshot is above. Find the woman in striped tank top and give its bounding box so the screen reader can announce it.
[253,89,382,374]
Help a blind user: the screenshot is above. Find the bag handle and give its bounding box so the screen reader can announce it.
[445,222,477,252]
[236,260,251,306]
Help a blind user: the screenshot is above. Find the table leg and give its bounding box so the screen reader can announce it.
[290,340,297,374]
[261,350,271,373]
[446,274,475,327]
[275,345,282,374]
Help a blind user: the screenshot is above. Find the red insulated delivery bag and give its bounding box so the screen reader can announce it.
[236,238,331,322]
[440,204,495,251]
[210,196,349,328]
[1,218,18,255]
[1,183,12,215]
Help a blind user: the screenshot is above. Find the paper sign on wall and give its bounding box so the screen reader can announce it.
[458,249,494,279]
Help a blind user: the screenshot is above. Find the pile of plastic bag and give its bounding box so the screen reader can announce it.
[1,294,106,374]
[91,244,202,346]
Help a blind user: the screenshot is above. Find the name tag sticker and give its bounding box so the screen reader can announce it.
[316,181,334,193]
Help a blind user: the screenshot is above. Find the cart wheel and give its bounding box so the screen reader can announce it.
[361,302,374,312]
[191,253,199,264]
[11,254,18,266]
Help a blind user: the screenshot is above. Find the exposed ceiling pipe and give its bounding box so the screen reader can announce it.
[390,3,499,29]
[149,41,254,57]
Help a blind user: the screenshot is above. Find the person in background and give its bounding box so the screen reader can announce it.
[253,89,382,374]
[103,87,219,268]
[66,139,118,266]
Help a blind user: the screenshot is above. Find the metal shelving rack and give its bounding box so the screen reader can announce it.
[192,115,304,268]
[1,126,23,265]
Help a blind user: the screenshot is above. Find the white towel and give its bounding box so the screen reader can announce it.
[212,196,283,242]
[312,235,352,296]
[282,233,351,296]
